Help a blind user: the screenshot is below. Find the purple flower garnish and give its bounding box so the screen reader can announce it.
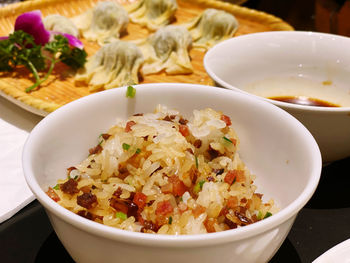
[14,10,50,45]
[9,10,83,49]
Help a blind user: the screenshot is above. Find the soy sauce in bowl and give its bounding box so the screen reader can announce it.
[268,96,341,107]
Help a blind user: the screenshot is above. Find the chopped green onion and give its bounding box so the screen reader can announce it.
[193,180,205,194]
[98,140,103,145]
[264,212,272,219]
[126,85,136,98]
[168,216,173,224]
[135,148,141,154]
[223,136,233,144]
[74,175,79,180]
[122,143,130,150]
[53,184,60,190]
[116,211,127,220]
[195,156,198,169]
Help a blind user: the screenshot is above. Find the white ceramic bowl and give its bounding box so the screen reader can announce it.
[23,83,321,263]
[204,31,350,163]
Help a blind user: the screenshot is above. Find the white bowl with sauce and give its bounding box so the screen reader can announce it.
[204,31,350,163]
[23,84,321,263]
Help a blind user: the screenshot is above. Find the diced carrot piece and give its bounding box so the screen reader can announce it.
[235,170,245,182]
[179,125,190,137]
[46,187,60,202]
[155,200,173,216]
[133,192,147,210]
[169,175,187,196]
[220,114,232,126]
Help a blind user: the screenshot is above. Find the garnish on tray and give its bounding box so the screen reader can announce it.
[0,10,87,93]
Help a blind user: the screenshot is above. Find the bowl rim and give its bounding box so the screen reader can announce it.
[203,31,350,113]
[23,83,322,247]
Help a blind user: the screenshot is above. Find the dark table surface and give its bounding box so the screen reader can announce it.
[1,0,350,262]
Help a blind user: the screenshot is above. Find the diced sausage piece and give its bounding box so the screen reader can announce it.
[77,192,98,209]
[179,117,188,125]
[89,144,102,155]
[60,178,79,195]
[169,175,187,196]
[126,202,138,217]
[193,139,202,148]
[101,133,111,140]
[155,200,173,216]
[220,114,232,126]
[179,125,190,137]
[46,187,60,202]
[112,187,123,198]
[224,170,237,185]
[224,217,237,229]
[141,220,159,233]
[219,206,229,216]
[234,210,252,225]
[77,210,103,221]
[163,115,172,122]
[133,192,147,210]
[109,198,128,214]
[125,121,136,132]
[207,145,219,160]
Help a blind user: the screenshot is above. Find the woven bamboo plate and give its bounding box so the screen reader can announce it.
[0,0,293,116]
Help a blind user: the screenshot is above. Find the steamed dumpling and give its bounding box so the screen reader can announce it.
[43,14,79,37]
[126,0,177,31]
[73,1,129,45]
[186,9,239,49]
[137,25,192,75]
[75,41,144,91]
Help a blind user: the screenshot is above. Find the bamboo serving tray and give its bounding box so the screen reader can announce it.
[0,0,293,116]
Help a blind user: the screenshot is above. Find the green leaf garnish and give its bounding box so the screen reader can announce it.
[135,148,141,154]
[115,211,127,220]
[0,31,87,93]
[126,85,136,98]
[168,216,173,224]
[53,184,60,190]
[195,156,198,169]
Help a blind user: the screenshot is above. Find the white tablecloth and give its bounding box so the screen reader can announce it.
[0,96,42,223]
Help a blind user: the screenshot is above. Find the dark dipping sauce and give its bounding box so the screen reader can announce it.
[268,96,340,107]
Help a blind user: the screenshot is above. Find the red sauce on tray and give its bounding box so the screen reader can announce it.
[268,96,340,107]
